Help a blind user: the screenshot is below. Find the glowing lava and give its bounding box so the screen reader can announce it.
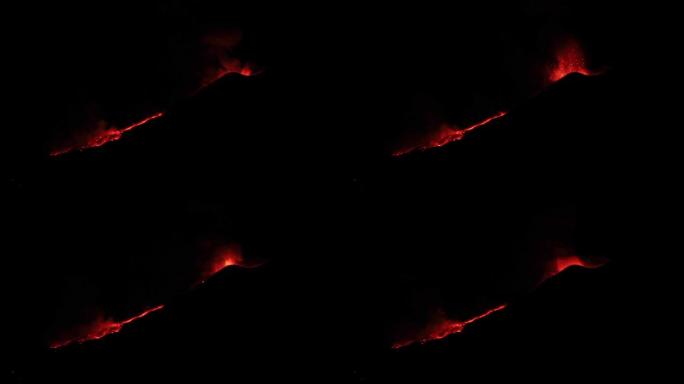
[196,62,254,94]
[50,304,164,349]
[548,39,593,83]
[208,244,246,276]
[392,304,507,349]
[198,243,262,284]
[50,242,262,349]
[392,253,607,349]
[50,112,165,157]
[393,37,600,157]
[393,111,507,157]
[543,254,606,282]
[50,64,253,157]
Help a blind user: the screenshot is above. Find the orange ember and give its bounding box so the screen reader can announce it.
[392,304,507,349]
[50,304,164,349]
[394,111,506,156]
[548,39,592,83]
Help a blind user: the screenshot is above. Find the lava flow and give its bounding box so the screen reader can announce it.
[51,242,260,349]
[392,304,507,349]
[393,111,507,157]
[392,253,607,349]
[394,37,599,157]
[49,112,165,157]
[50,64,253,157]
[50,304,164,349]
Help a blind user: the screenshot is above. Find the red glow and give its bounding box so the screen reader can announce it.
[50,304,164,349]
[555,255,587,273]
[197,61,254,92]
[393,38,599,158]
[548,39,593,83]
[49,64,254,157]
[50,243,262,349]
[393,111,507,156]
[543,254,606,282]
[392,304,507,349]
[392,253,607,349]
[208,244,246,276]
[198,244,262,284]
[50,112,164,157]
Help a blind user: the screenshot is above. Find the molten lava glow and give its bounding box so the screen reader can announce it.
[555,255,587,273]
[392,254,608,349]
[50,112,164,157]
[393,38,599,157]
[50,243,260,349]
[50,305,164,349]
[543,254,606,282]
[548,39,592,83]
[197,61,254,92]
[199,243,260,284]
[393,111,507,157]
[392,304,507,349]
[209,245,245,276]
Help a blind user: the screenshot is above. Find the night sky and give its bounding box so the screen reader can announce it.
[3,2,670,382]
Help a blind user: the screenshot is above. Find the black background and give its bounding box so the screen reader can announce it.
[3,1,672,382]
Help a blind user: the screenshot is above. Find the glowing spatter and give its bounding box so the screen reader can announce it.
[50,304,164,349]
[393,111,507,157]
[50,112,164,157]
[392,304,507,349]
[548,39,593,83]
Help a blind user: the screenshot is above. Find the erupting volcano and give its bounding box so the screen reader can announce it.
[9,3,638,380]
[548,39,593,83]
[543,254,607,282]
[392,252,608,349]
[200,244,261,283]
[50,65,253,157]
[205,244,247,278]
[393,37,599,157]
[50,305,164,349]
[50,243,259,350]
